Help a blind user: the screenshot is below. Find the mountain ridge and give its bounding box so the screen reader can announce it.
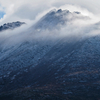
[0,21,25,32]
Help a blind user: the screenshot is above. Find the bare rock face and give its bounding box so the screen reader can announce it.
[0,21,25,32]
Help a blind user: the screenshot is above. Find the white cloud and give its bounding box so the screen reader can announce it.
[0,0,100,47]
[0,0,100,25]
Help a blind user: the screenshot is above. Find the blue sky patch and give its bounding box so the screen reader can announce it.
[0,11,5,19]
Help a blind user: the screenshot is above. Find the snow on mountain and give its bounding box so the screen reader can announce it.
[33,9,89,31]
[0,9,100,100]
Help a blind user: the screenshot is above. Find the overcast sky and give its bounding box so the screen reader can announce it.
[0,0,100,25]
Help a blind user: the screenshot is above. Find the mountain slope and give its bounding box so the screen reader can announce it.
[0,9,100,100]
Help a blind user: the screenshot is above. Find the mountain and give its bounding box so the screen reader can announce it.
[0,9,100,100]
[33,9,89,30]
[0,21,25,32]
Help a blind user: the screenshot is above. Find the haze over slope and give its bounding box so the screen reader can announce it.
[0,7,100,99]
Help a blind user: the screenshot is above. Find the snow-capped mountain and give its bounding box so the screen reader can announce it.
[0,21,25,32]
[33,9,89,30]
[0,9,100,100]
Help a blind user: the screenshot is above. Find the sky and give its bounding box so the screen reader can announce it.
[0,0,100,25]
[0,11,5,19]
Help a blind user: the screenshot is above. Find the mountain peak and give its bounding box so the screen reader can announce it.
[57,9,62,13]
[33,9,83,30]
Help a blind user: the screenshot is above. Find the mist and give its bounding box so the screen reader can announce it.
[0,1,100,49]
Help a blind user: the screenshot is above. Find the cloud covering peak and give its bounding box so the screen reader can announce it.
[0,0,100,25]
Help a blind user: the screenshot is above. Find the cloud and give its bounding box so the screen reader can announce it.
[0,0,100,48]
[0,0,100,24]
